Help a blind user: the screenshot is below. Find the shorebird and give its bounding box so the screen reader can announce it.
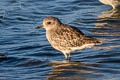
[99,0,120,9]
[36,16,101,60]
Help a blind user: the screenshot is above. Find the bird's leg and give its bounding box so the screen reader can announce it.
[63,52,71,61]
[112,5,115,9]
[63,53,68,60]
[68,54,71,61]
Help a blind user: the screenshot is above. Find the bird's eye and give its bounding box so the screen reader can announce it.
[47,22,51,24]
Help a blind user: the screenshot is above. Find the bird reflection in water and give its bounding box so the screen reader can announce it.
[97,8,120,21]
[93,8,120,50]
[46,61,101,80]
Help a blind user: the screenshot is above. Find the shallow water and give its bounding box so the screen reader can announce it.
[0,0,120,80]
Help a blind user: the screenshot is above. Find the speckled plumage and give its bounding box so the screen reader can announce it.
[36,17,101,60]
[99,0,120,9]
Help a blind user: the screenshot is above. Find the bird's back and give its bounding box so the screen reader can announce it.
[46,24,101,52]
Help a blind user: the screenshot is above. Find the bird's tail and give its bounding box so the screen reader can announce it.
[84,36,102,45]
[93,38,102,45]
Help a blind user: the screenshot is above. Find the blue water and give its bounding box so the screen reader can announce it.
[0,0,120,80]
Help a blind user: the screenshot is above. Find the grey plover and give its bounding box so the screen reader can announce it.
[99,0,120,9]
[36,16,101,60]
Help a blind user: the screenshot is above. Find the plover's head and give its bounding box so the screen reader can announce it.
[36,16,61,30]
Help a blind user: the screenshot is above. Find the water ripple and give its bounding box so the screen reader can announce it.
[0,0,120,80]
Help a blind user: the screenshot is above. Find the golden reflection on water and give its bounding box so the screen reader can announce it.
[95,8,120,35]
[93,8,120,50]
[98,9,120,19]
[46,61,100,80]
